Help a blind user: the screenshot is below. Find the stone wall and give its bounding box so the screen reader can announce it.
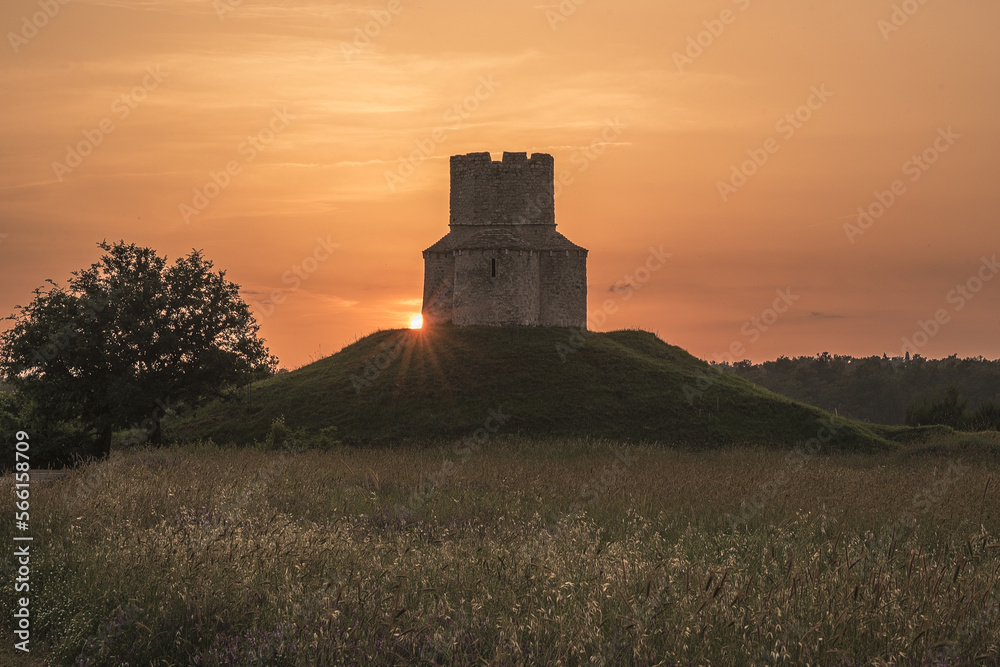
[449,152,554,226]
[421,252,454,325]
[539,251,588,327]
[452,249,540,325]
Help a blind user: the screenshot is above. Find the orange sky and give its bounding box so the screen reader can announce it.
[1,0,998,368]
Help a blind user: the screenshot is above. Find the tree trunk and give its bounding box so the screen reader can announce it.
[95,428,112,459]
[149,417,163,446]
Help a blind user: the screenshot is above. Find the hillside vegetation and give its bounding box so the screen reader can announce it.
[718,353,1000,426]
[170,326,894,449]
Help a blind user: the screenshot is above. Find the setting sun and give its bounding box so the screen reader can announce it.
[409,314,423,330]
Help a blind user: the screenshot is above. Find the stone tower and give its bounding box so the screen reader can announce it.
[421,151,588,327]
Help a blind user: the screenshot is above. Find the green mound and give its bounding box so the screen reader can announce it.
[169,326,895,449]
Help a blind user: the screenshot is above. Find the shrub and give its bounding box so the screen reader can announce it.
[262,414,295,450]
[906,385,968,428]
[0,392,101,469]
[261,415,340,450]
[968,399,1000,432]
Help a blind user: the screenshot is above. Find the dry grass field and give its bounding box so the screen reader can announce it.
[3,436,999,665]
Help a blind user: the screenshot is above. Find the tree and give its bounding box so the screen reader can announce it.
[968,399,1000,432]
[0,241,277,457]
[905,385,968,429]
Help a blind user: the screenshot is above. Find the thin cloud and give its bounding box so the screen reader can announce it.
[75,0,371,21]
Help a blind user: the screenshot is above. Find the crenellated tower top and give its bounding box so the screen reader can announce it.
[449,152,555,227]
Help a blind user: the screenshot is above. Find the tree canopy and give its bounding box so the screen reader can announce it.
[718,353,1000,428]
[0,241,276,457]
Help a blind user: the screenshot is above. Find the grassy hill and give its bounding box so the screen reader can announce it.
[168,326,896,449]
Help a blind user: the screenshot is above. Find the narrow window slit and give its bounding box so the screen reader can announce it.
[491,258,497,278]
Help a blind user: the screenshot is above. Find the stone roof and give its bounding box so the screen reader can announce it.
[423,233,455,253]
[462,228,533,250]
[424,228,586,254]
[537,230,586,252]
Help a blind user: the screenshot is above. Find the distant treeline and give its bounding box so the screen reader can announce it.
[715,353,1000,427]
